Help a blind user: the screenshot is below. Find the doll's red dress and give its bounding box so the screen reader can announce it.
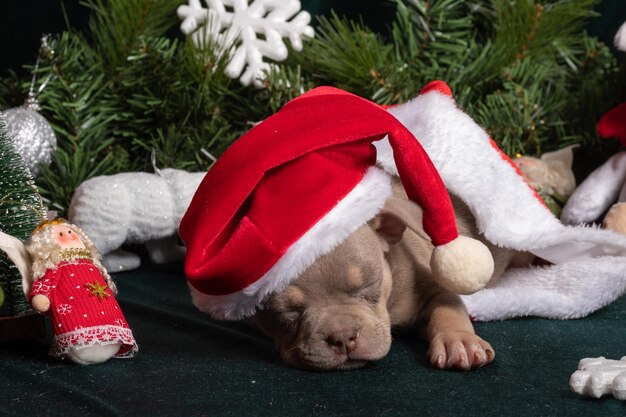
[29,258,138,358]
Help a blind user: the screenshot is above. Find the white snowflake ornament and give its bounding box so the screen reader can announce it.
[177,0,314,87]
[570,357,626,400]
[56,303,73,316]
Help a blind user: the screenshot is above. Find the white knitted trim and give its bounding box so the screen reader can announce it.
[191,167,393,320]
[51,324,138,358]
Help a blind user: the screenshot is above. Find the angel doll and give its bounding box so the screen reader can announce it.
[27,218,138,365]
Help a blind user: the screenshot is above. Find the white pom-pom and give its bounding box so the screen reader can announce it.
[430,236,494,295]
[616,22,626,52]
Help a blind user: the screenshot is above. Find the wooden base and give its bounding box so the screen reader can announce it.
[0,314,47,342]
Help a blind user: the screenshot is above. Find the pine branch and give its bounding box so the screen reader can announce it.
[260,64,315,114]
[2,0,624,210]
[292,12,393,99]
[28,4,251,209]
[82,0,180,76]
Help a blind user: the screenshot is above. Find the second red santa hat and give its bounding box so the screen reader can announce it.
[179,86,494,320]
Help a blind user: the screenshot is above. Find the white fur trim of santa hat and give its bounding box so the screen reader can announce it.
[461,255,626,321]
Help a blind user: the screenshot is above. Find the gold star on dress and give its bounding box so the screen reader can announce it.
[86,281,110,301]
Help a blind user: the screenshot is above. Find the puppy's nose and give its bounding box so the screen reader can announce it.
[326,328,360,354]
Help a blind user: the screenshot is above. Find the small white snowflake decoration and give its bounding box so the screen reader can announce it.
[570,357,626,400]
[56,303,73,315]
[177,0,315,87]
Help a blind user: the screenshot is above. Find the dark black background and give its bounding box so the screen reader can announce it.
[2,0,624,75]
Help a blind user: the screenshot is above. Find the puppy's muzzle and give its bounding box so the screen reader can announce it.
[322,314,362,355]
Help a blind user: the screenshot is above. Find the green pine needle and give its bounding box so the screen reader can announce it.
[0,115,45,315]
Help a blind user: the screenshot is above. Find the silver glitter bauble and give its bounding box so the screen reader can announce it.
[3,106,57,177]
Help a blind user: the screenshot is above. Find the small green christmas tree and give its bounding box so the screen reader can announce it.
[0,112,46,318]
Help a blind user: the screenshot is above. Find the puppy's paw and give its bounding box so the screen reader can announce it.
[428,331,494,371]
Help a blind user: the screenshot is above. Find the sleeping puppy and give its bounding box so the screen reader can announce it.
[253,179,532,371]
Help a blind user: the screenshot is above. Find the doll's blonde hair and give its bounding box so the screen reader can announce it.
[26,220,117,294]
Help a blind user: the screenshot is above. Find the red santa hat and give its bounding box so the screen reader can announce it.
[375,81,626,322]
[596,102,626,146]
[179,87,494,320]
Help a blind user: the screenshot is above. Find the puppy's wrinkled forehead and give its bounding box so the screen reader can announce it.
[280,227,385,302]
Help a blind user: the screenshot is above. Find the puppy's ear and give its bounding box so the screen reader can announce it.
[370,212,406,245]
[370,196,429,245]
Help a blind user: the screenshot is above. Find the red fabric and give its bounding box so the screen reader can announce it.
[487,138,547,208]
[378,80,452,110]
[420,80,453,97]
[597,102,626,146]
[180,87,458,296]
[29,259,137,357]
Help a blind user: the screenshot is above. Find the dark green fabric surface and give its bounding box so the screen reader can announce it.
[2,260,626,417]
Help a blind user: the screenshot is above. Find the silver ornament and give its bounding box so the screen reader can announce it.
[3,101,57,178]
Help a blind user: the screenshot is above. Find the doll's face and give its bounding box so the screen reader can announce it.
[51,224,86,250]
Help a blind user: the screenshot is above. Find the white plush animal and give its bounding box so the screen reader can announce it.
[68,169,205,272]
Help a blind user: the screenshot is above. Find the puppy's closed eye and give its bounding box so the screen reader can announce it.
[344,265,382,303]
[357,280,382,303]
[267,286,305,330]
[278,310,301,332]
